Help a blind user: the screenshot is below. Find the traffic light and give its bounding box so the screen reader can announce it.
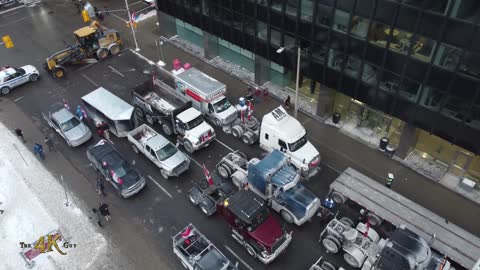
[81,9,90,22]
[132,21,137,29]
[126,21,138,29]
[2,35,14,48]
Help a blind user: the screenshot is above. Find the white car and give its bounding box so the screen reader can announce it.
[0,65,40,95]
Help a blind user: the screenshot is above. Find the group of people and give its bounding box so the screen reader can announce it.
[15,128,55,161]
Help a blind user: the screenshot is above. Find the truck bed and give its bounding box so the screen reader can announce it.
[331,168,480,269]
[128,124,157,147]
[132,80,189,113]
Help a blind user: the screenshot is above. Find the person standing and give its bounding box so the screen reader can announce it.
[99,202,110,221]
[96,178,105,196]
[15,128,25,143]
[44,136,55,152]
[100,121,110,140]
[33,143,45,161]
[284,95,291,109]
[91,208,103,227]
[386,173,394,189]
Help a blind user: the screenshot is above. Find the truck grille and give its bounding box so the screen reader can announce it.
[173,160,189,176]
[271,234,286,253]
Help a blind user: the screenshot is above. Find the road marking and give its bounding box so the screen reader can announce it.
[108,65,125,77]
[0,5,25,15]
[129,0,143,6]
[77,63,96,71]
[187,155,202,168]
[0,16,26,28]
[14,96,24,102]
[224,245,254,270]
[214,138,234,152]
[148,175,173,198]
[82,74,99,87]
[111,13,127,23]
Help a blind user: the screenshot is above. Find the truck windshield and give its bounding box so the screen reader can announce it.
[213,98,231,113]
[60,117,81,132]
[186,116,204,130]
[156,143,178,161]
[288,135,308,152]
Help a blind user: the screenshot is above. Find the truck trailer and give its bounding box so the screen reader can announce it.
[324,167,480,269]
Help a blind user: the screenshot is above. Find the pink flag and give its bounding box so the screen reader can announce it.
[363,217,370,238]
[202,164,214,186]
[181,226,194,239]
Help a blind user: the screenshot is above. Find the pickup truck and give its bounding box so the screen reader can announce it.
[216,150,321,226]
[86,140,146,198]
[127,124,190,179]
[132,79,215,153]
[173,224,238,270]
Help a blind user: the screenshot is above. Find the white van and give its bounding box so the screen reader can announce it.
[259,106,321,178]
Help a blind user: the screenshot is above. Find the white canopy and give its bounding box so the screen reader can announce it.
[81,87,133,121]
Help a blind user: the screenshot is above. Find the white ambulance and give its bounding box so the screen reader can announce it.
[173,67,238,127]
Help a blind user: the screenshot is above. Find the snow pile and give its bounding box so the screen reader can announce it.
[340,120,382,148]
[0,122,108,270]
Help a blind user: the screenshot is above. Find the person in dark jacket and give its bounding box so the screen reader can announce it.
[92,208,103,227]
[99,202,110,221]
[15,128,25,143]
[284,95,291,109]
[96,178,105,196]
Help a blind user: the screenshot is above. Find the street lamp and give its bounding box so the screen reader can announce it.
[124,0,140,51]
[155,39,166,67]
[277,46,301,118]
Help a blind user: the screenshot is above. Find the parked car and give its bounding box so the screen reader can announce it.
[0,65,40,95]
[42,103,92,147]
[87,140,146,198]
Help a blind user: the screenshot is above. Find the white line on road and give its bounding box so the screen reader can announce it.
[14,96,24,102]
[129,0,144,6]
[187,155,202,168]
[0,16,26,28]
[82,74,99,87]
[0,5,25,15]
[214,138,234,152]
[77,63,96,71]
[108,65,125,77]
[111,13,127,23]
[224,245,253,270]
[148,175,173,198]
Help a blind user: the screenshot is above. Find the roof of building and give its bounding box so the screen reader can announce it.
[175,67,225,96]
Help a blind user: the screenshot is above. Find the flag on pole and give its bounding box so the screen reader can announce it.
[240,108,245,123]
[131,12,136,22]
[363,216,370,238]
[202,164,214,186]
[247,100,253,121]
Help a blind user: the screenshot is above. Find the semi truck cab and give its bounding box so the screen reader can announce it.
[175,107,215,153]
[259,106,321,178]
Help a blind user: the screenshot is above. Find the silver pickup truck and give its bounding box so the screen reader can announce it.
[128,124,190,179]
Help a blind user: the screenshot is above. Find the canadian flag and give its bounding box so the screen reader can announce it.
[202,164,214,186]
[247,101,253,121]
[363,217,370,238]
[110,169,124,185]
[181,226,196,245]
[240,108,245,123]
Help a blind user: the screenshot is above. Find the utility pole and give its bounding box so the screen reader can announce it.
[124,0,140,51]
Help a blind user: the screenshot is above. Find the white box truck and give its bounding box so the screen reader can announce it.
[173,67,238,127]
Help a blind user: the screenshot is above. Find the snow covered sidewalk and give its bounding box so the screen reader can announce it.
[0,122,110,270]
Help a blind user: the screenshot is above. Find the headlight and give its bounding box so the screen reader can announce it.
[260,250,270,258]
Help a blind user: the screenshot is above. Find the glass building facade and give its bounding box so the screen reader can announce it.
[156,0,480,182]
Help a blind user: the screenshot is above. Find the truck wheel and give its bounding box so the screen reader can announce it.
[162,124,172,136]
[109,44,121,55]
[281,210,294,224]
[331,191,347,204]
[322,235,341,254]
[160,169,169,180]
[96,48,109,60]
[214,118,222,126]
[132,144,139,154]
[367,213,383,226]
[134,107,144,119]
[231,125,243,138]
[52,66,66,79]
[200,205,209,216]
[245,244,257,258]
[1,86,10,95]
[145,114,154,125]
[242,133,251,145]
[339,217,355,228]
[184,141,194,154]
[344,252,362,268]
[216,163,231,179]
[188,193,198,205]
[320,262,336,270]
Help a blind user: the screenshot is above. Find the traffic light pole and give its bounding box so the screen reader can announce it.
[124,0,140,51]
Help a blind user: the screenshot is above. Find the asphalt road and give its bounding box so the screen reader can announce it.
[0,2,345,269]
[1,1,479,270]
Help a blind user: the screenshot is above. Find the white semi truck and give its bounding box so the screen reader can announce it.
[127,124,190,179]
[173,67,238,127]
[322,167,480,270]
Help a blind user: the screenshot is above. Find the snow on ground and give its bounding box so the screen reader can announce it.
[0,122,108,270]
[340,120,382,148]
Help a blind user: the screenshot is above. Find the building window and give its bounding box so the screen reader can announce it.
[449,0,480,23]
[402,0,450,15]
[419,86,447,112]
[459,51,480,80]
[257,21,268,40]
[245,17,255,35]
[316,2,334,27]
[286,0,298,18]
[300,0,314,22]
[434,43,461,71]
[271,0,283,13]
[271,28,282,47]
[233,12,243,30]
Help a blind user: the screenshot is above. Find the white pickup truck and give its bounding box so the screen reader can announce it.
[128,124,190,179]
